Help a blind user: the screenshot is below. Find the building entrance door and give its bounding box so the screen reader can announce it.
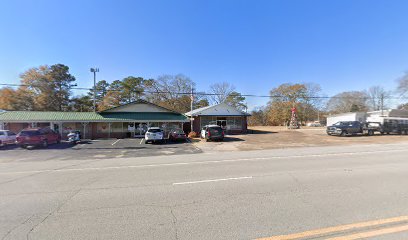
[135,123,148,138]
[216,120,227,129]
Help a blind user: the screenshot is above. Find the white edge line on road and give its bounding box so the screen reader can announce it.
[139,138,144,144]
[1,148,408,175]
[173,176,253,185]
[111,139,121,146]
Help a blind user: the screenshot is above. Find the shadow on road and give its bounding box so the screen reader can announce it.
[0,142,77,151]
[247,129,278,134]
[222,137,245,142]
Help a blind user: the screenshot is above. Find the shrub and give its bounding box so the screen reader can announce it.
[188,131,198,138]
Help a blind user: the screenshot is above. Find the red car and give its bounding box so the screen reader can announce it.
[16,127,61,148]
[168,129,187,142]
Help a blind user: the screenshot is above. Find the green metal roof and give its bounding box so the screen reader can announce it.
[101,112,188,121]
[0,111,188,122]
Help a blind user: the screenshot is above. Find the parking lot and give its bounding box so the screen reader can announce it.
[0,138,201,163]
[3,126,408,163]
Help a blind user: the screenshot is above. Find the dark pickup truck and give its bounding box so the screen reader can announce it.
[326,121,381,136]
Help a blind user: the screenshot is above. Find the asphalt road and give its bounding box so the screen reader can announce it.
[1,143,408,239]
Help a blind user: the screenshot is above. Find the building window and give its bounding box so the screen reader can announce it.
[200,116,216,129]
[226,117,242,130]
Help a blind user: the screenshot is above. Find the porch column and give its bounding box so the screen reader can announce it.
[0,122,4,130]
[121,122,124,138]
[81,122,89,139]
[59,122,63,135]
[108,122,112,138]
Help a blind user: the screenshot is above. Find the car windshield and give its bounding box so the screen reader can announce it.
[209,127,223,134]
[148,129,162,133]
[19,130,41,136]
[333,122,348,126]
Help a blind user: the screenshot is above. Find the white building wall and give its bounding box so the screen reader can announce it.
[327,112,366,126]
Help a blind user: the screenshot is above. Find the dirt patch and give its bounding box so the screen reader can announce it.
[193,126,408,152]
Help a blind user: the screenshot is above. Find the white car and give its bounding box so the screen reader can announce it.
[0,130,17,148]
[307,121,322,127]
[145,127,164,144]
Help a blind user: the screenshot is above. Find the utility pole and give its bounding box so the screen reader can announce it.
[380,93,384,116]
[190,85,194,133]
[90,68,99,112]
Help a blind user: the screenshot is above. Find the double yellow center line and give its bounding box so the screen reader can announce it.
[257,216,408,240]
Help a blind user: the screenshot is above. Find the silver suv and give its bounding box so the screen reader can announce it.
[145,127,164,144]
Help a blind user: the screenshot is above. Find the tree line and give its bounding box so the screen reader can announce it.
[1,63,408,126]
[0,63,247,113]
[248,76,408,126]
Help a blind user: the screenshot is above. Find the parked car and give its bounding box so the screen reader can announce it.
[0,130,17,148]
[168,129,187,142]
[201,125,224,142]
[145,127,164,144]
[16,127,61,148]
[307,121,322,127]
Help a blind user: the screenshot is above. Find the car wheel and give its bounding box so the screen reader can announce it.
[42,140,48,148]
[340,131,346,137]
[368,130,374,136]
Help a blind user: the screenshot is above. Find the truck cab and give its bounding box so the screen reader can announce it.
[0,130,17,147]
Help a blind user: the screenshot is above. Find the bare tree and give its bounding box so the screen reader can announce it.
[326,91,369,114]
[145,74,208,113]
[365,86,391,111]
[209,82,235,104]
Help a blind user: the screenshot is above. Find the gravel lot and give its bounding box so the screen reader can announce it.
[194,126,408,152]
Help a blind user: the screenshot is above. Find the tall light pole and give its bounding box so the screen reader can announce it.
[90,68,99,112]
[190,85,194,133]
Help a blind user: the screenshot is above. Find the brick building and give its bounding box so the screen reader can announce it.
[0,100,188,139]
[185,103,250,134]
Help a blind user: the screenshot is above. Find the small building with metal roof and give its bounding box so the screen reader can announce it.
[185,103,251,134]
[0,100,188,139]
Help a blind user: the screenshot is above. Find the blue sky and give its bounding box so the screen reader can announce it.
[1,0,408,109]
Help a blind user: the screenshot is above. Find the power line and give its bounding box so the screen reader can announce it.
[0,83,407,100]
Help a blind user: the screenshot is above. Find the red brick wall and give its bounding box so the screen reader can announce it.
[6,123,27,134]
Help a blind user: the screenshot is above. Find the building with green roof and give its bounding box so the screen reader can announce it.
[0,100,188,139]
